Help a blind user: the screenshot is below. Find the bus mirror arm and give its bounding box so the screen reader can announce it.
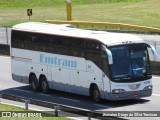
[102,45,113,64]
[146,44,158,61]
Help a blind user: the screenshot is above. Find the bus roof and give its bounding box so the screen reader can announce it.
[12,22,145,46]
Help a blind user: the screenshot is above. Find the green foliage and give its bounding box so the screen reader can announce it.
[72,0,145,4]
[0,0,65,8]
[0,0,159,29]
[0,0,146,8]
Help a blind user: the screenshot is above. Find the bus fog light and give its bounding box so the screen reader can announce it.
[112,89,125,94]
[144,85,152,90]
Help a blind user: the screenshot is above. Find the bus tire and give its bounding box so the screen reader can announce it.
[92,86,101,103]
[40,76,49,93]
[30,74,39,91]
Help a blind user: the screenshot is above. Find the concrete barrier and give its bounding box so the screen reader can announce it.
[0,44,10,56]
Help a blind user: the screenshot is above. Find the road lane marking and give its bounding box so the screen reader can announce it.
[153,76,159,79]
[67,117,84,120]
[152,93,160,97]
[59,97,80,102]
[13,89,52,97]
[38,93,52,97]
[13,88,33,93]
[94,104,110,108]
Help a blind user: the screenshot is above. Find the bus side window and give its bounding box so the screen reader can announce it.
[36,35,45,52]
[45,38,54,53]
[23,32,37,50]
[86,40,102,69]
[11,31,24,49]
[68,37,85,57]
[53,36,68,55]
[36,34,53,53]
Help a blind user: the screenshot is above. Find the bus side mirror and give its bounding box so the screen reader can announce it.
[146,44,158,61]
[102,45,113,64]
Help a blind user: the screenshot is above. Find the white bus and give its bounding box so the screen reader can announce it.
[11,22,158,102]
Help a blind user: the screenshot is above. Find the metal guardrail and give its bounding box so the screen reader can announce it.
[46,20,160,34]
[0,93,125,120]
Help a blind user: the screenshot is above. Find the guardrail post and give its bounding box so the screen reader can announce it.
[88,113,93,120]
[25,100,29,110]
[66,0,72,21]
[54,105,60,117]
[155,41,157,50]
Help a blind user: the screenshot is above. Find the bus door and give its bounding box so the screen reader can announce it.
[102,45,113,99]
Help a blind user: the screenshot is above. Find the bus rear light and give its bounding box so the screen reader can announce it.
[112,89,125,94]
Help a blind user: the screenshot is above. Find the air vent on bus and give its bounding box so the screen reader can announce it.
[91,31,107,34]
[59,24,76,31]
[60,24,76,28]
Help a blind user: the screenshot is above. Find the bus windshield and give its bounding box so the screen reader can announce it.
[108,43,151,82]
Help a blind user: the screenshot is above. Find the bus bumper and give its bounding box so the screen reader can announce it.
[108,90,152,100]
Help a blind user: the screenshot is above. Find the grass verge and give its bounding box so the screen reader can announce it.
[0,0,160,29]
[0,104,67,120]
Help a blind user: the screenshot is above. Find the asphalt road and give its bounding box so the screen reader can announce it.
[0,56,160,120]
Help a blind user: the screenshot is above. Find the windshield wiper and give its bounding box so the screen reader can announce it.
[113,74,132,78]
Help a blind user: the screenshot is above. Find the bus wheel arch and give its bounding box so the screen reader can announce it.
[39,75,49,93]
[29,73,39,91]
[90,83,101,102]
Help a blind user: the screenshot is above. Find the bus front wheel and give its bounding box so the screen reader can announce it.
[92,86,101,103]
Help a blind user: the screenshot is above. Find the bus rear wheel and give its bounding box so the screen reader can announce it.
[30,74,39,91]
[40,76,49,93]
[92,86,101,103]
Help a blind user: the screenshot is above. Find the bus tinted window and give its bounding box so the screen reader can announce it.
[36,34,54,53]
[53,36,68,55]
[23,33,36,50]
[11,31,24,49]
[86,40,102,69]
[68,37,85,57]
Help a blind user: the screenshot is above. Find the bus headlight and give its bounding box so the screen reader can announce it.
[112,89,125,94]
[144,85,152,90]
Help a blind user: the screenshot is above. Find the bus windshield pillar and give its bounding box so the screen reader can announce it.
[146,44,158,61]
[102,45,113,64]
